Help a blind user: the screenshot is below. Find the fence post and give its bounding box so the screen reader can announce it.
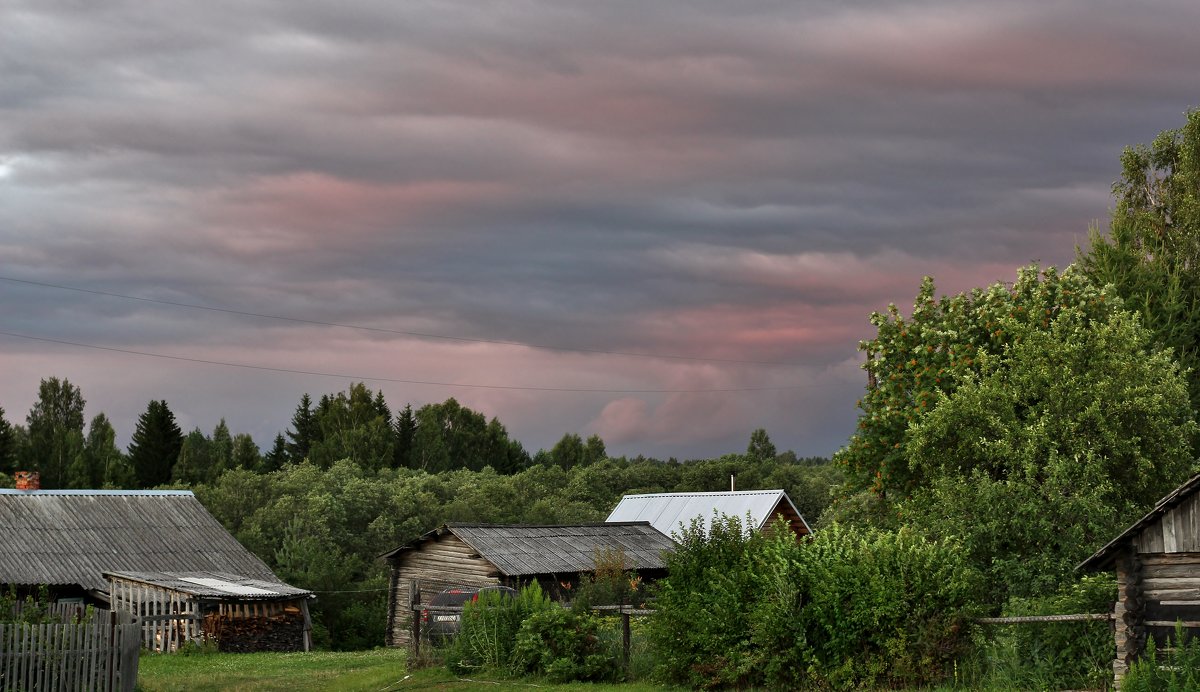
[622,609,631,670]
[410,580,421,659]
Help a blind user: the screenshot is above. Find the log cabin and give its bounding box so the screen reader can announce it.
[381,522,675,648]
[1080,472,1200,684]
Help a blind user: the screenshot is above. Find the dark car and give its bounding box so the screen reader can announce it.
[422,585,518,641]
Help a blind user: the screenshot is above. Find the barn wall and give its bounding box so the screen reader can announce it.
[386,534,499,649]
[1136,492,1200,553]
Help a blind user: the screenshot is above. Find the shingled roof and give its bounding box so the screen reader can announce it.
[382,522,675,576]
[0,489,279,592]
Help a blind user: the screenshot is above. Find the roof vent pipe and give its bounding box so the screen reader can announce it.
[730,473,735,492]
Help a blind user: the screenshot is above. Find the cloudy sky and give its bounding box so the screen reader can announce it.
[3,0,1199,461]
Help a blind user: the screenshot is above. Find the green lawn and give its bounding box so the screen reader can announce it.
[137,649,410,692]
[137,650,671,691]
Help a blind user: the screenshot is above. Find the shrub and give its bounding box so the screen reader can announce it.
[512,608,623,682]
[446,582,555,674]
[978,574,1114,690]
[647,514,762,689]
[571,547,646,612]
[789,523,982,688]
[647,518,982,689]
[1123,623,1200,692]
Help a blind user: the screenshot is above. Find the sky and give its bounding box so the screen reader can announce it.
[3,0,1200,461]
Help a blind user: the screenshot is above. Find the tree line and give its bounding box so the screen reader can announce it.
[0,381,614,490]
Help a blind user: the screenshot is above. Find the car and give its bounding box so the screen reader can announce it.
[422,585,518,641]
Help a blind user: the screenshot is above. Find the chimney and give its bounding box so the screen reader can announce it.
[730,473,736,492]
[15,471,40,491]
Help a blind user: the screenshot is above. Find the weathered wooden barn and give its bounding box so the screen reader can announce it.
[0,489,312,652]
[606,489,811,540]
[381,522,676,648]
[1080,472,1200,683]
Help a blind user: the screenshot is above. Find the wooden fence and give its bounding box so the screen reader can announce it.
[0,608,140,692]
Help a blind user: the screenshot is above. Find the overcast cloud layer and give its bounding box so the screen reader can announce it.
[3,0,1200,460]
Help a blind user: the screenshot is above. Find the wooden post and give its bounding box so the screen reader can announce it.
[411,580,422,659]
[622,610,631,670]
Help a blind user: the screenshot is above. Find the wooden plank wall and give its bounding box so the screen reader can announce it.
[387,533,500,648]
[1136,492,1200,554]
[0,610,140,692]
[108,577,200,652]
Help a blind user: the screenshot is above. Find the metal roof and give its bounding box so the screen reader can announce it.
[1079,471,1200,572]
[0,490,280,591]
[605,489,810,539]
[104,571,313,600]
[384,523,676,576]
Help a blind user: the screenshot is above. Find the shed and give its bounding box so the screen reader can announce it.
[0,489,312,652]
[106,571,313,652]
[380,522,676,648]
[1080,472,1200,682]
[606,489,811,540]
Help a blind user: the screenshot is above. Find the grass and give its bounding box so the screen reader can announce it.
[137,649,411,692]
[137,650,672,691]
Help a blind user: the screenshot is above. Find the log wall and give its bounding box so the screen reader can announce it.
[386,533,500,648]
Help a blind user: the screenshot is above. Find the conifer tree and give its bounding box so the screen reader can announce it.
[127,400,184,488]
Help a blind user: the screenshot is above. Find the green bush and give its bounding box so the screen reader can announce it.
[446,582,555,674]
[647,518,982,689]
[647,514,762,689]
[789,524,982,688]
[570,547,647,612]
[1123,623,1200,692]
[977,574,1114,690]
[512,608,623,682]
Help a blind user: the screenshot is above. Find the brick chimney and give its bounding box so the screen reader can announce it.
[14,471,40,491]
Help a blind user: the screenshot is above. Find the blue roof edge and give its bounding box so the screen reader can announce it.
[0,489,195,496]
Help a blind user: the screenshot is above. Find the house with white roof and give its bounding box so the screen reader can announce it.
[605,489,811,541]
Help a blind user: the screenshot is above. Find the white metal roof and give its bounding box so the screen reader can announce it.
[605,489,808,540]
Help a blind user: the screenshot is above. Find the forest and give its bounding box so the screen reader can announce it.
[4,109,1200,688]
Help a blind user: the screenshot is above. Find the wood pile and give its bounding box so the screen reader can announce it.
[204,608,305,653]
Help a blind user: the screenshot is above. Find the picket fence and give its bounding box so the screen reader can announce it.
[0,608,140,692]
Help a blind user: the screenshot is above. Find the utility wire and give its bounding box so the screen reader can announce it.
[0,275,795,366]
[0,330,805,393]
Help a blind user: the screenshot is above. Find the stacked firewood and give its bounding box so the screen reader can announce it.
[204,609,305,653]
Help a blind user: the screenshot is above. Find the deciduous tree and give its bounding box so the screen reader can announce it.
[23,377,86,488]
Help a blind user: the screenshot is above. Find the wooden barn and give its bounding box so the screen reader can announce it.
[0,488,312,653]
[381,522,676,648]
[606,489,811,540]
[1080,472,1200,683]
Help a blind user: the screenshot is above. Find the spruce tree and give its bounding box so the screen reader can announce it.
[286,394,316,464]
[262,433,288,472]
[0,407,16,475]
[127,400,184,488]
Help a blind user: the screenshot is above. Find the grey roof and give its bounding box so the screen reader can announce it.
[384,523,676,576]
[606,489,810,539]
[105,571,313,600]
[0,489,279,591]
[1080,472,1200,572]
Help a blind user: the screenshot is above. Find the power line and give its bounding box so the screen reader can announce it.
[0,330,806,393]
[0,275,796,366]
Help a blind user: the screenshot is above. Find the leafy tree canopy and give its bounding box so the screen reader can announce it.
[834,265,1197,601]
[1080,108,1200,414]
[23,377,86,488]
